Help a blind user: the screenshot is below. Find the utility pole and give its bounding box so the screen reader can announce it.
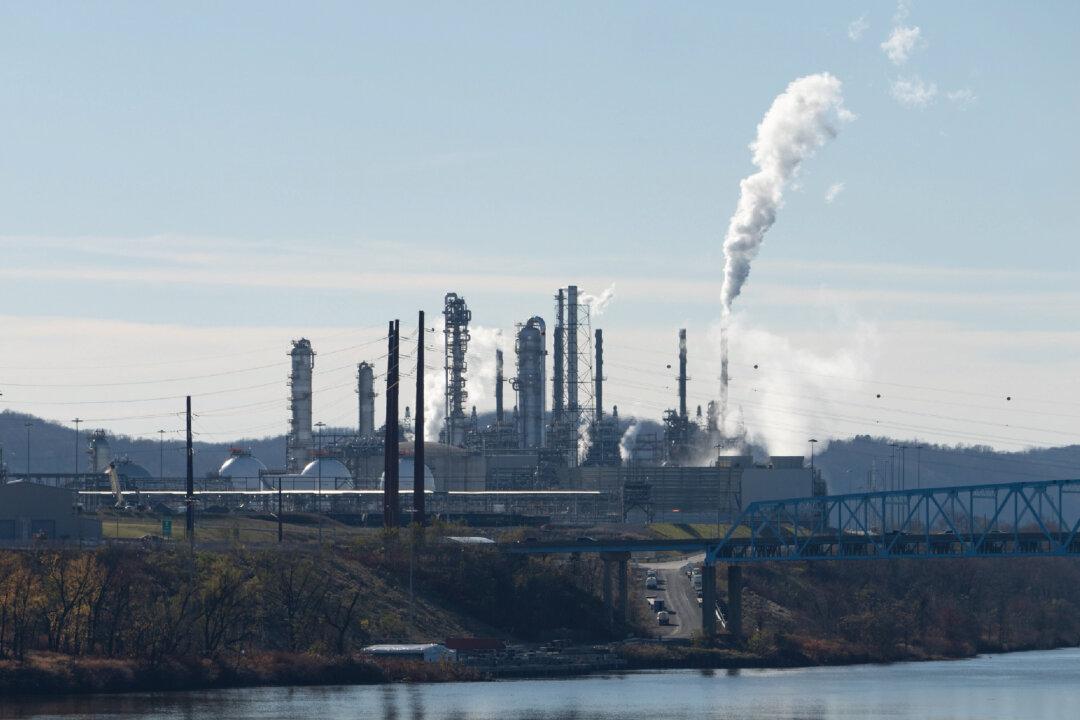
[24,421,32,478]
[72,418,82,479]
[414,310,426,527]
[315,421,325,543]
[383,320,400,529]
[277,474,283,543]
[185,396,194,550]
[915,443,923,488]
[158,429,165,482]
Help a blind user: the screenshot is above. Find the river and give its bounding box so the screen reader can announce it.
[2,648,1078,720]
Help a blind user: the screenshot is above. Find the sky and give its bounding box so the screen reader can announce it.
[0,1,1078,460]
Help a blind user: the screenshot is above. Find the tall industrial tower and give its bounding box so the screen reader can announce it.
[356,361,376,440]
[549,284,596,464]
[443,293,471,446]
[287,338,315,472]
[513,316,547,448]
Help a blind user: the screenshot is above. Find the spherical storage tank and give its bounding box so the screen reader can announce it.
[114,457,152,483]
[300,458,353,487]
[219,449,269,490]
[379,457,435,492]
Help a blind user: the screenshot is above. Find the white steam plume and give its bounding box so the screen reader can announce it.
[422,319,508,441]
[719,73,853,318]
[707,315,878,467]
[619,422,640,462]
[580,283,616,317]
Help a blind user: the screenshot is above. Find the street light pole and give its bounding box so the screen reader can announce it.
[808,438,818,471]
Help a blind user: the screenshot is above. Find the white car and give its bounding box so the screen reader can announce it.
[657,611,671,625]
[645,576,658,590]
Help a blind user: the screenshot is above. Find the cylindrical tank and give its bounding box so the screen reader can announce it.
[514,316,547,449]
[357,362,376,439]
[287,338,315,471]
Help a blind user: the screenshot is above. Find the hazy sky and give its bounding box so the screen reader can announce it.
[1,1,1077,460]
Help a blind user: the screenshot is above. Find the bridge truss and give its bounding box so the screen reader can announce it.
[710,478,1080,563]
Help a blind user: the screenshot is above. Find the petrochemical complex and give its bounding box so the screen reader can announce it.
[49,285,824,526]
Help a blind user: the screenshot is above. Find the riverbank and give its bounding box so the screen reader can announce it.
[0,652,483,696]
[2,636,1077,698]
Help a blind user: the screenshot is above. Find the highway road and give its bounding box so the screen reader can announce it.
[641,554,704,639]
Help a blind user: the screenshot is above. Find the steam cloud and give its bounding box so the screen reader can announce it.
[580,283,616,317]
[719,73,853,318]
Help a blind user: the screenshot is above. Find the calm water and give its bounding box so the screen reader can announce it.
[2,648,1079,720]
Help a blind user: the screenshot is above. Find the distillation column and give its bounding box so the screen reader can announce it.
[287,338,315,472]
[514,317,547,449]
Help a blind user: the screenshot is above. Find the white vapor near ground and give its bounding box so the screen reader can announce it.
[719,73,853,317]
[707,314,880,456]
[422,320,509,441]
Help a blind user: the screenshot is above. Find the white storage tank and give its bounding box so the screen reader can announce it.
[218,448,269,490]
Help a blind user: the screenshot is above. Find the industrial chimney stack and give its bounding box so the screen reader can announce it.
[357,362,376,440]
[678,328,688,420]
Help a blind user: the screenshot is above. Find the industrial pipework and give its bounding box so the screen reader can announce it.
[443,293,471,446]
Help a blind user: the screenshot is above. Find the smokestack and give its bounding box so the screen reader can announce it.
[594,328,604,422]
[720,324,730,432]
[678,328,688,420]
[567,285,578,413]
[357,362,376,439]
[495,349,504,424]
[553,289,565,419]
[414,310,425,526]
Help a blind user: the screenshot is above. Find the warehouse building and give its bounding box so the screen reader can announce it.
[0,481,102,543]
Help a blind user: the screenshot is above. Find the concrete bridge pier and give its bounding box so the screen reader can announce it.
[600,551,630,629]
[701,561,717,638]
[618,556,629,623]
[727,564,743,643]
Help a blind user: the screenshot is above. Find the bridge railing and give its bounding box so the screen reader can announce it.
[710,477,1080,563]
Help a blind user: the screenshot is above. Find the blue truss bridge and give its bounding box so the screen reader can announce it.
[505,478,1080,639]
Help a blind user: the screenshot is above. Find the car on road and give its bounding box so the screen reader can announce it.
[656,611,670,625]
[645,576,658,590]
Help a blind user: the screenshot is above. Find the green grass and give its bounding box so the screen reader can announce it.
[647,522,750,540]
[97,511,372,544]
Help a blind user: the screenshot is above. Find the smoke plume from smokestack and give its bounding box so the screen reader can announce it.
[720,73,853,317]
[717,73,852,434]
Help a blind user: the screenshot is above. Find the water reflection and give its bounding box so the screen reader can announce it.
[0,648,1077,720]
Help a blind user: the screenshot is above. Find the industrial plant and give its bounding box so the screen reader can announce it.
[29,285,822,527]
